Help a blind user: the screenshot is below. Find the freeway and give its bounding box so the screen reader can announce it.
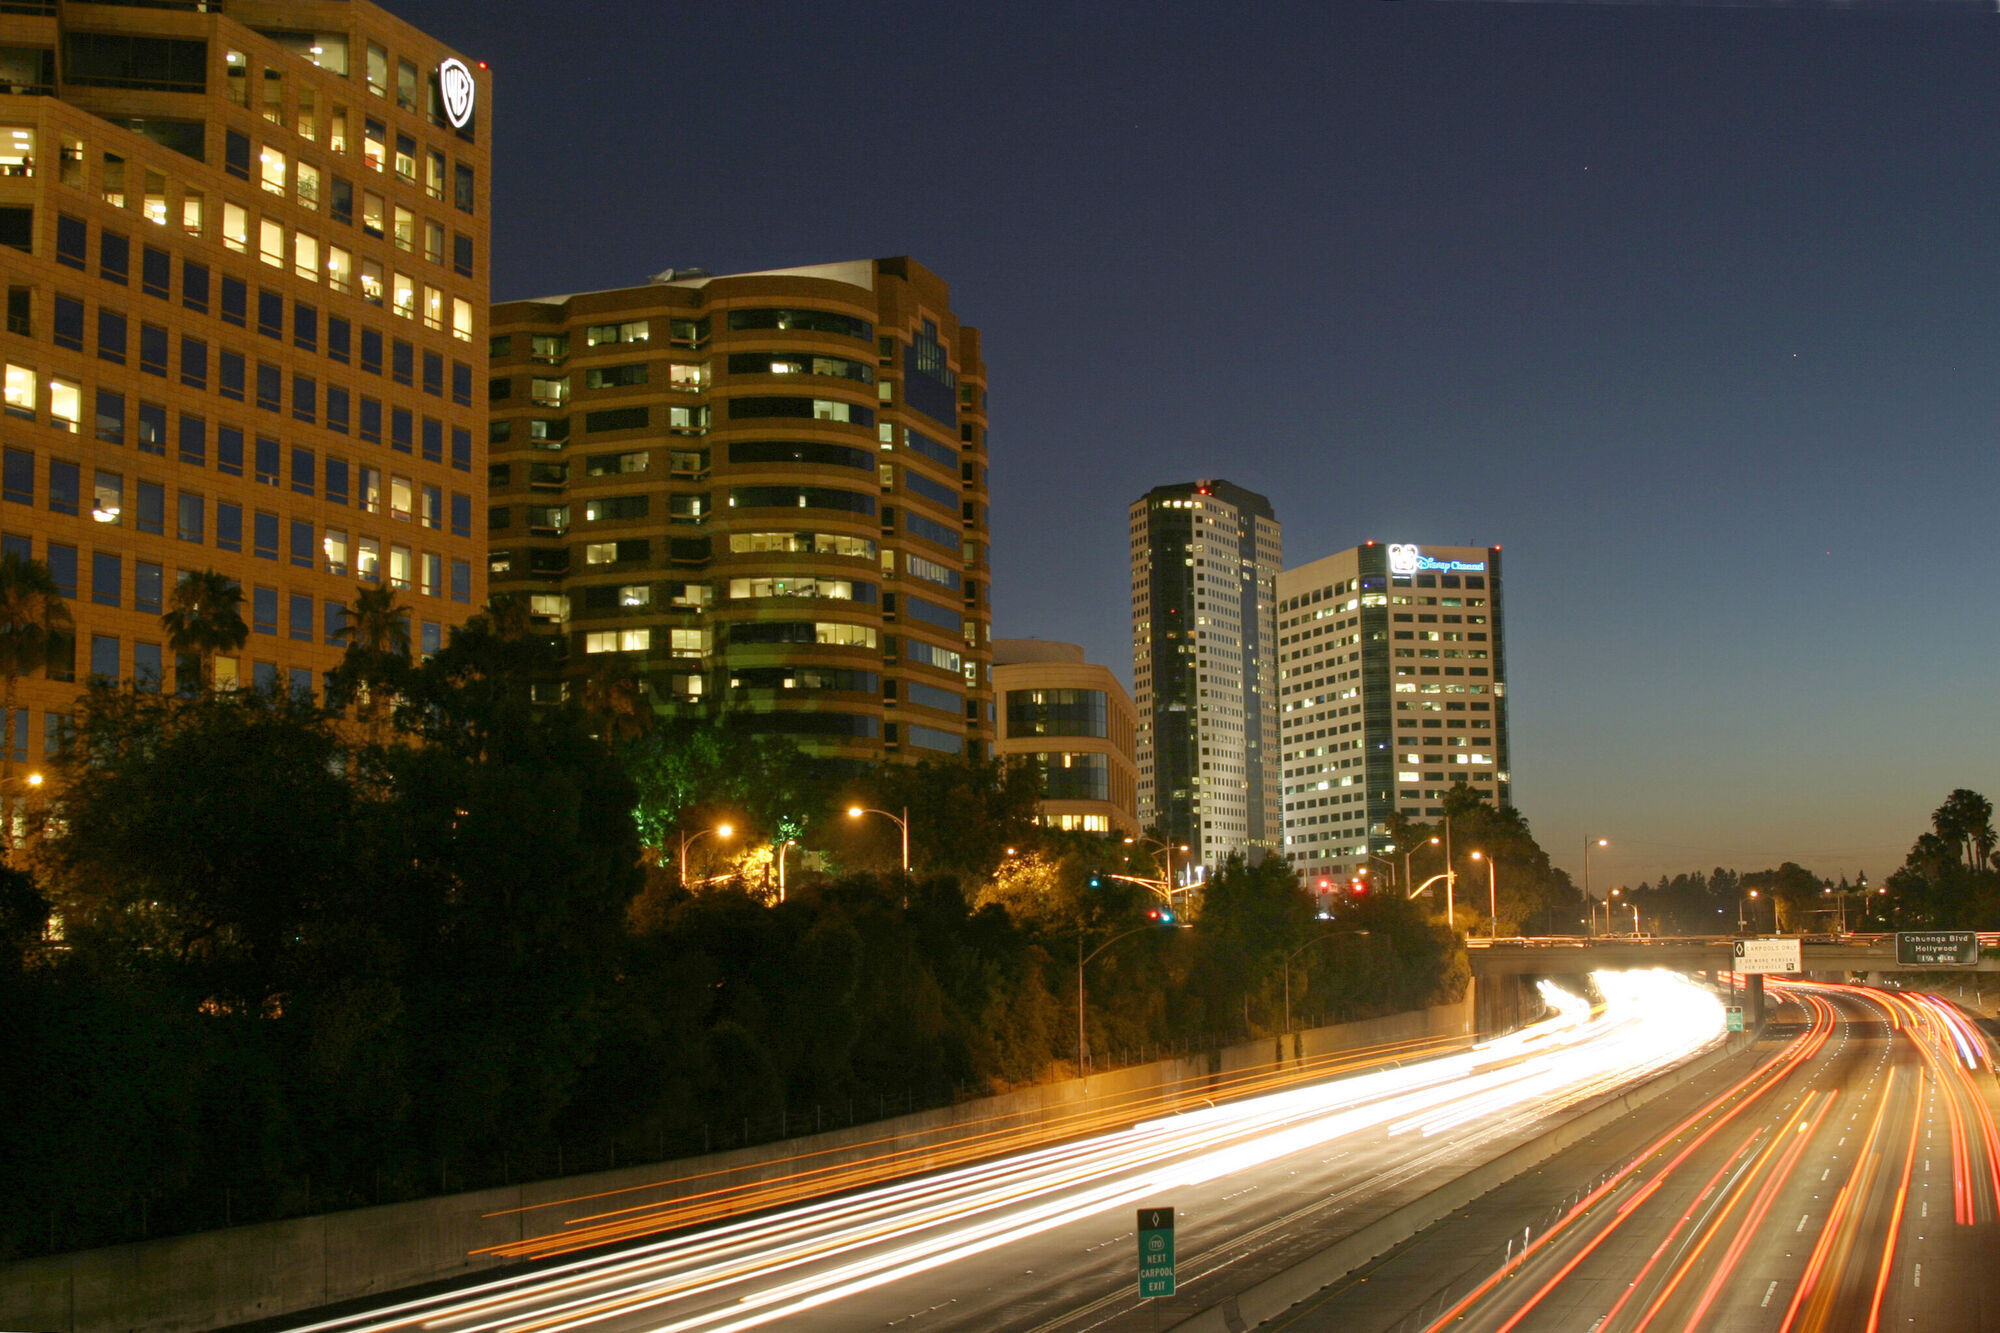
[274,972,1722,1333]
[1271,980,2000,1333]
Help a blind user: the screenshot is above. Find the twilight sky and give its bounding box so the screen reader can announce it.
[407,0,1999,887]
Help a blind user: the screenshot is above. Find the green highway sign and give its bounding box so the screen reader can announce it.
[1137,1206,1176,1298]
[1897,931,1980,967]
[1725,1005,1744,1033]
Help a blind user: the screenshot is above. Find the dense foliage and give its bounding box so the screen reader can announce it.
[0,608,1466,1260]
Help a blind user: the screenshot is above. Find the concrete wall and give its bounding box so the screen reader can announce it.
[0,997,1475,1333]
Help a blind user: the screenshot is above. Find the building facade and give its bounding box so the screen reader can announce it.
[488,258,991,768]
[1128,479,1280,873]
[1275,541,1509,885]
[992,638,1137,836]
[0,0,490,740]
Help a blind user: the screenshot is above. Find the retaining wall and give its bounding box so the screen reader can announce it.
[0,996,1477,1333]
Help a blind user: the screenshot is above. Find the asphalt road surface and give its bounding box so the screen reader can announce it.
[1268,980,2000,1333]
[274,972,1722,1333]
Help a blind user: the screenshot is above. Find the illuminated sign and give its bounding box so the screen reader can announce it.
[439,58,476,129]
[1387,543,1487,576]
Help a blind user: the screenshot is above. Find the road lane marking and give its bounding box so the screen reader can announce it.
[1796,1214,1808,1232]
[1915,1263,1922,1287]
[1762,1281,1779,1307]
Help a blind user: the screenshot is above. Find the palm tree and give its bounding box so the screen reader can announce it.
[0,553,72,842]
[335,584,410,742]
[580,658,651,746]
[161,568,246,694]
[1932,789,1995,872]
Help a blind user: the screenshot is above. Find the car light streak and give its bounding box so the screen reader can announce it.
[283,971,1721,1333]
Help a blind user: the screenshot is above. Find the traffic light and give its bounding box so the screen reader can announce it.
[1087,871,1104,890]
[1147,907,1176,925]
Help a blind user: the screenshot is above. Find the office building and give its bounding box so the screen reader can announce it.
[489,258,991,767]
[992,638,1137,836]
[1128,479,1280,872]
[1275,541,1509,884]
[0,0,491,737]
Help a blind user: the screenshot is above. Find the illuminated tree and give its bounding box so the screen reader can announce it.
[160,568,246,694]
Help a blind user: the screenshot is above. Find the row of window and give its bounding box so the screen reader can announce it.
[3,363,473,477]
[50,212,476,342]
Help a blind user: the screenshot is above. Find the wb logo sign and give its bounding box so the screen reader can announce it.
[439,58,476,129]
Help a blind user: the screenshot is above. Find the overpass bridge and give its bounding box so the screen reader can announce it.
[1465,932,1998,1027]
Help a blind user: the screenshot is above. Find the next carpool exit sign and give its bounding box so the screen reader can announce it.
[1138,1207,1176,1297]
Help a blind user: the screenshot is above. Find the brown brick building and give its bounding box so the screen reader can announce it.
[488,259,991,769]
[0,0,490,753]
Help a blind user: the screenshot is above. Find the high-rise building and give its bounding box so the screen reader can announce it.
[1275,541,1509,885]
[1128,479,1280,872]
[992,638,1138,837]
[0,1,491,733]
[488,259,991,768]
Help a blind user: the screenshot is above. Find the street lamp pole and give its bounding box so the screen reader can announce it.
[1124,834,1190,906]
[1739,889,1760,933]
[1281,930,1371,1033]
[1582,837,1607,937]
[1402,835,1441,901]
[776,838,797,902]
[847,805,909,874]
[1470,850,1497,939]
[1077,924,1160,1076]
[678,822,733,887]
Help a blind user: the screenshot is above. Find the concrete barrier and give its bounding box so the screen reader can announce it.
[1171,1028,1758,1333]
[0,997,1476,1333]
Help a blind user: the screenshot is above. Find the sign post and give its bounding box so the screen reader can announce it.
[1137,1206,1176,1298]
[1732,938,1801,975]
[1896,931,1980,967]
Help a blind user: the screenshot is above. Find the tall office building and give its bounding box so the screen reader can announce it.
[1128,479,1280,872]
[0,1,490,734]
[489,258,991,767]
[1275,541,1509,884]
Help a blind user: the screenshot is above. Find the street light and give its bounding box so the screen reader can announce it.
[847,805,909,874]
[1124,833,1189,905]
[1398,836,1441,900]
[1469,850,1498,939]
[1739,888,1761,933]
[775,838,797,902]
[1077,923,1165,1076]
[1582,837,1608,937]
[1610,887,1638,935]
[1280,930,1369,1032]
[678,822,733,887]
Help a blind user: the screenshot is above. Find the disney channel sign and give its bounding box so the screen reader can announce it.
[439,58,476,129]
[1387,544,1487,577]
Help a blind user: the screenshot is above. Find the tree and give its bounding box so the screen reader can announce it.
[580,658,651,746]
[853,753,1042,881]
[331,584,411,745]
[161,569,247,694]
[0,553,71,838]
[1931,789,1995,873]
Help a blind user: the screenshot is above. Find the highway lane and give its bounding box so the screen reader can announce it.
[1270,980,2000,1333]
[272,972,1723,1333]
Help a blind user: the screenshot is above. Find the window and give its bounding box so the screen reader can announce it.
[46,543,75,596]
[454,162,474,213]
[360,327,383,375]
[422,552,441,597]
[326,457,348,505]
[136,402,165,454]
[88,634,116,681]
[53,295,82,350]
[135,560,161,614]
[323,528,348,578]
[291,446,314,496]
[328,316,350,363]
[222,201,247,252]
[179,335,207,388]
[453,232,473,278]
[219,349,245,402]
[427,149,446,200]
[421,484,441,530]
[260,144,286,195]
[393,130,415,181]
[176,492,203,543]
[92,471,121,525]
[452,361,472,406]
[289,593,313,641]
[361,466,381,513]
[221,276,247,326]
[91,551,119,607]
[359,396,381,443]
[49,379,78,433]
[3,365,33,421]
[391,338,412,384]
[356,535,379,581]
[391,406,411,453]
[47,460,77,515]
[257,287,282,338]
[141,245,169,298]
[253,585,277,635]
[217,425,243,476]
[421,417,442,462]
[181,260,209,313]
[292,374,315,422]
[139,323,166,375]
[586,363,648,390]
[215,501,241,552]
[99,229,128,285]
[256,362,281,412]
[449,492,471,537]
[97,307,127,363]
[95,390,124,444]
[422,350,442,396]
[255,435,280,486]
[56,214,86,269]
[363,118,385,173]
[388,543,411,589]
[253,510,278,560]
[177,413,204,466]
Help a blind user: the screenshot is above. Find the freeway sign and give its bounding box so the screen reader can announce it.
[1732,938,1801,974]
[1897,931,1980,967]
[1725,1006,1744,1032]
[1137,1207,1176,1298]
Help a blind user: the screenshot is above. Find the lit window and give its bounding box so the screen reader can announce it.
[4,363,34,417]
[259,145,286,195]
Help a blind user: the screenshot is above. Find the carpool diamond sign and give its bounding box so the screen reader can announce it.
[1138,1206,1176,1298]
